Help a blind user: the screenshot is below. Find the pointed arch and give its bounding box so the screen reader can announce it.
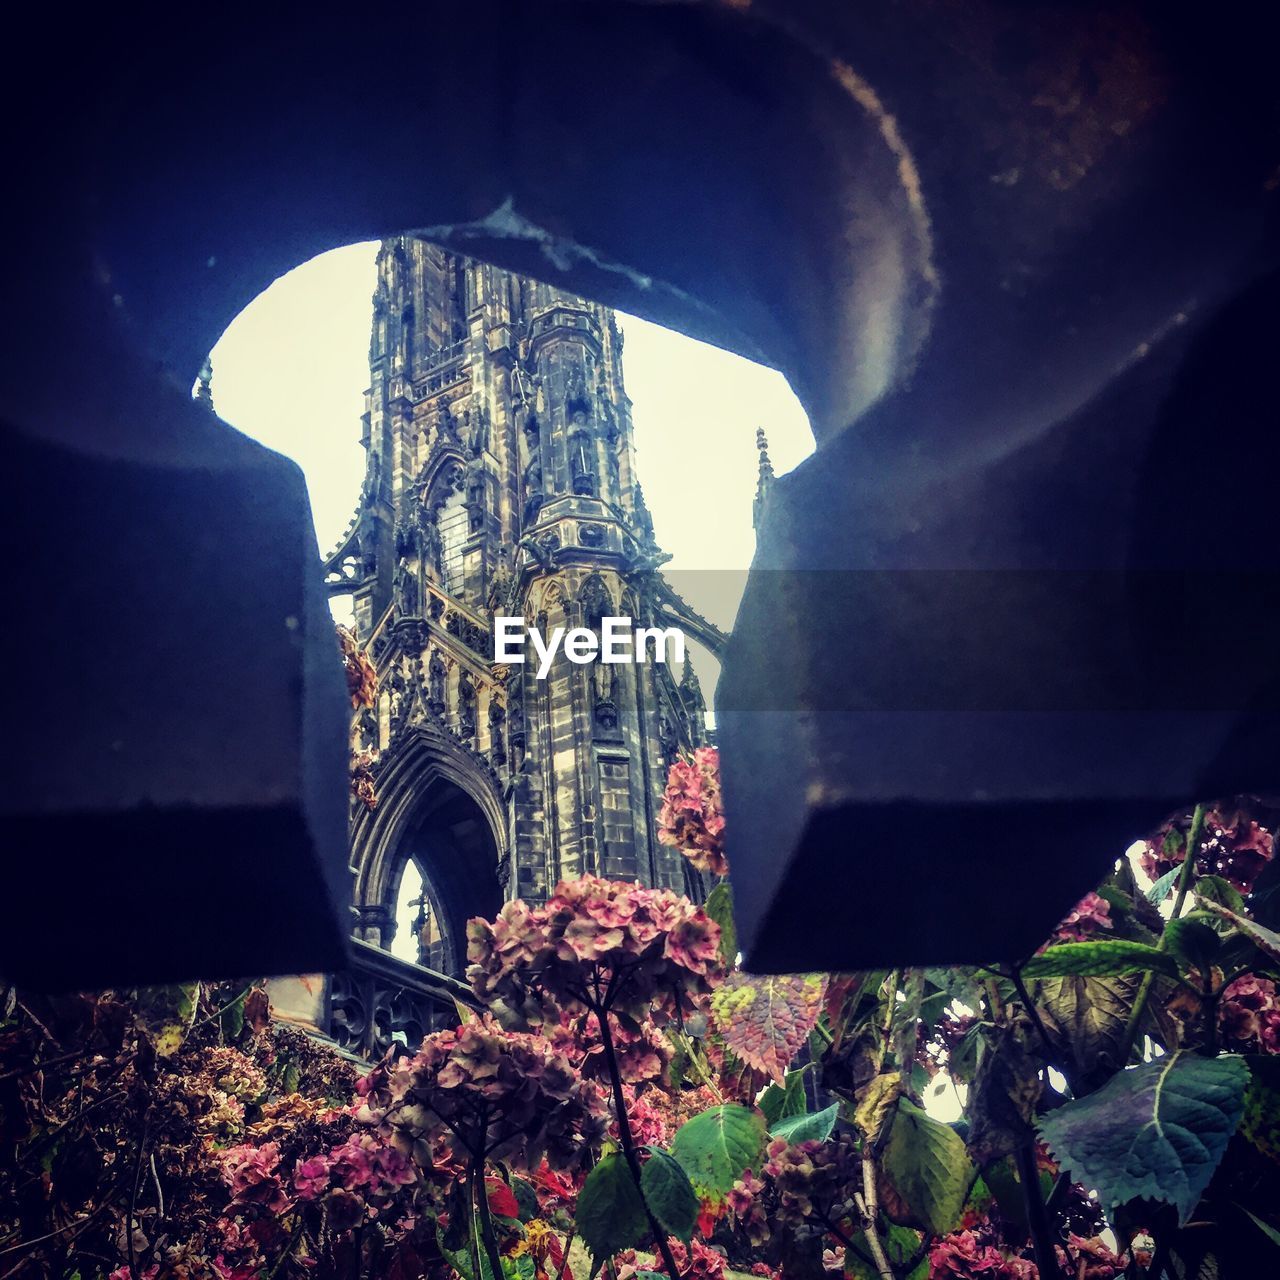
[351,722,507,975]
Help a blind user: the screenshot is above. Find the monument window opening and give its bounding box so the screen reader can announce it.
[437,485,469,593]
[390,858,446,971]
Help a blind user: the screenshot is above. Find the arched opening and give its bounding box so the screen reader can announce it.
[388,858,449,971]
[387,777,500,976]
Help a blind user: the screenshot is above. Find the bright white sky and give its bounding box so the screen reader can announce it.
[209,242,812,565]
[207,241,813,688]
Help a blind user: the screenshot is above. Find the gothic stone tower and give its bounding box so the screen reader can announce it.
[324,239,709,975]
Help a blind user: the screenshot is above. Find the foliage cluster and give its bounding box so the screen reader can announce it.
[5,755,1280,1280]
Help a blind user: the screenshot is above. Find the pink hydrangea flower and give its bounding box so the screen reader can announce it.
[658,748,728,876]
[219,1141,290,1213]
[1052,891,1113,944]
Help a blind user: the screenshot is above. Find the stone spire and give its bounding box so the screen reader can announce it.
[753,427,774,531]
[195,356,216,413]
[679,653,704,711]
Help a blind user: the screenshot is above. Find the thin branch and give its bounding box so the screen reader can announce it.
[1014,1139,1063,1280]
[264,1221,305,1280]
[1006,966,1058,1069]
[554,1231,577,1280]
[148,1153,165,1225]
[593,1003,685,1280]
[0,1049,88,1084]
[855,1151,896,1280]
[474,1146,508,1280]
[127,1116,151,1280]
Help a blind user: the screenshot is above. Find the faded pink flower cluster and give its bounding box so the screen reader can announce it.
[219,1141,291,1215]
[356,1018,607,1172]
[1219,974,1280,1053]
[1051,891,1113,944]
[657,747,728,877]
[726,1167,771,1245]
[1141,806,1275,895]
[291,1132,417,1202]
[928,1229,1130,1280]
[550,1007,673,1084]
[617,1238,727,1280]
[928,1230,1035,1278]
[757,1137,859,1237]
[467,876,725,1024]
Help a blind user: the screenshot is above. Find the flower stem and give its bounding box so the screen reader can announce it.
[473,1157,508,1280]
[1119,803,1208,1065]
[1015,1138,1065,1279]
[593,1004,685,1280]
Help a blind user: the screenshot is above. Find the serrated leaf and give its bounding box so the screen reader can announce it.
[770,1103,838,1144]
[485,1176,520,1221]
[670,1104,766,1206]
[710,973,825,1083]
[576,1153,649,1271]
[1037,1052,1249,1224]
[640,1149,698,1243]
[1198,899,1280,965]
[759,1069,808,1126]
[1195,876,1246,915]
[1146,866,1182,904]
[880,1099,975,1237]
[1164,918,1222,975]
[1036,973,1141,1079]
[1022,941,1177,980]
[703,882,737,966]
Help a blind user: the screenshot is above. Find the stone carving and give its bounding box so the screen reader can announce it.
[488,698,506,765]
[428,651,447,717]
[458,670,476,738]
[570,426,596,496]
[394,558,419,618]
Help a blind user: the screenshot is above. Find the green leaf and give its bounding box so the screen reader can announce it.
[703,881,737,966]
[1037,1052,1249,1224]
[759,1069,808,1126]
[880,1099,975,1237]
[965,1024,1042,1166]
[670,1103,766,1206]
[1241,1205,1280,1251]
[437,1223,496,1280]
[640,1149,699,1244]
[1164,917,1222,975]
[511,1175,540,1223]
[1240,1055,1280,1165]
[1036,973,1142,1078]
[770,1103,838,1144]
[576,1153,649,1272]
[1146,866,1182,904]
[1199,899,1280,965]
[1022,940,1177,979]
[134,982,200,1057]
[218,988,246,1040]
[1195,876,1246,915]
